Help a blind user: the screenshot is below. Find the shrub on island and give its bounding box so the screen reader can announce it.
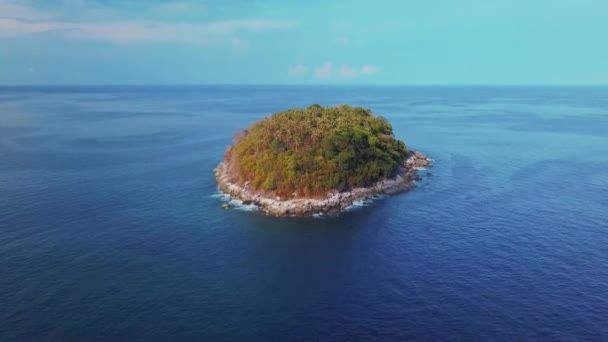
[224,104,409,198]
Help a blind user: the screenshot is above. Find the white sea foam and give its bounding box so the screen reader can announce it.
[228,199,259,212]
[344,194,387,211]
[209,192,231,201]
[212,191,259,211]
[345,199,373,211]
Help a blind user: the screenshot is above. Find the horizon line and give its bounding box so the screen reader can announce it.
[1,83,608,87]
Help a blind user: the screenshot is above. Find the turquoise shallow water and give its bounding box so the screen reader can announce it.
[1,86,607,340]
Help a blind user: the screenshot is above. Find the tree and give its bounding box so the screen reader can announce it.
[226,105,408,197]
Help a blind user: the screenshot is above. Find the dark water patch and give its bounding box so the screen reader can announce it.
[12,134,62,148]
[0,125,40,137]
[506,114,608,137]
[0,95,32,103]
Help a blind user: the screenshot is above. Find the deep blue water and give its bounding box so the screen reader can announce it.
[1,86,607,341]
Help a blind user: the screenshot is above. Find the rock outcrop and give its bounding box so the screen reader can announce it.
[214,150,431,216]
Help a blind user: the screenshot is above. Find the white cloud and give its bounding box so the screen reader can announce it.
[3,0,206,21]
[337,65,358,79]
[288,64,307,77]
[0,0,53,20]
[314,62,332,79]
[309,63,379,80]
[0,0,292,43]
[360,65,379,75]
[0,18,56,37]
[151,1,208,16]
[0,18,292,43]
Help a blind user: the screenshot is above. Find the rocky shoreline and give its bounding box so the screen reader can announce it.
[214,151,431,216]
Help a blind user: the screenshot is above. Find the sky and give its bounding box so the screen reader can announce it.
[0,0,607,85]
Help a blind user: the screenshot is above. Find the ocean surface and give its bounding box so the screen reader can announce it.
[1,86,607,341]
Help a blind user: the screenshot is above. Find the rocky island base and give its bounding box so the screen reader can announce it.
[214,151,431,217]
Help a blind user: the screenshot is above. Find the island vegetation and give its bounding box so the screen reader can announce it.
[224,104,409,197]
[215,104,431,216]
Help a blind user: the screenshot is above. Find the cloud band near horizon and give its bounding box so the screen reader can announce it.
[290,63,380,80]
[0,0,292,43]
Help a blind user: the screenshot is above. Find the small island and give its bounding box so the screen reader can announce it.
[214,104,431,216]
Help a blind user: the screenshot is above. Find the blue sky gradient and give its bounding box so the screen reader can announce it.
[1,0,607,85]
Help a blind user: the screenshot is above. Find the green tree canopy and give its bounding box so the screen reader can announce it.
[226,105,408,197]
